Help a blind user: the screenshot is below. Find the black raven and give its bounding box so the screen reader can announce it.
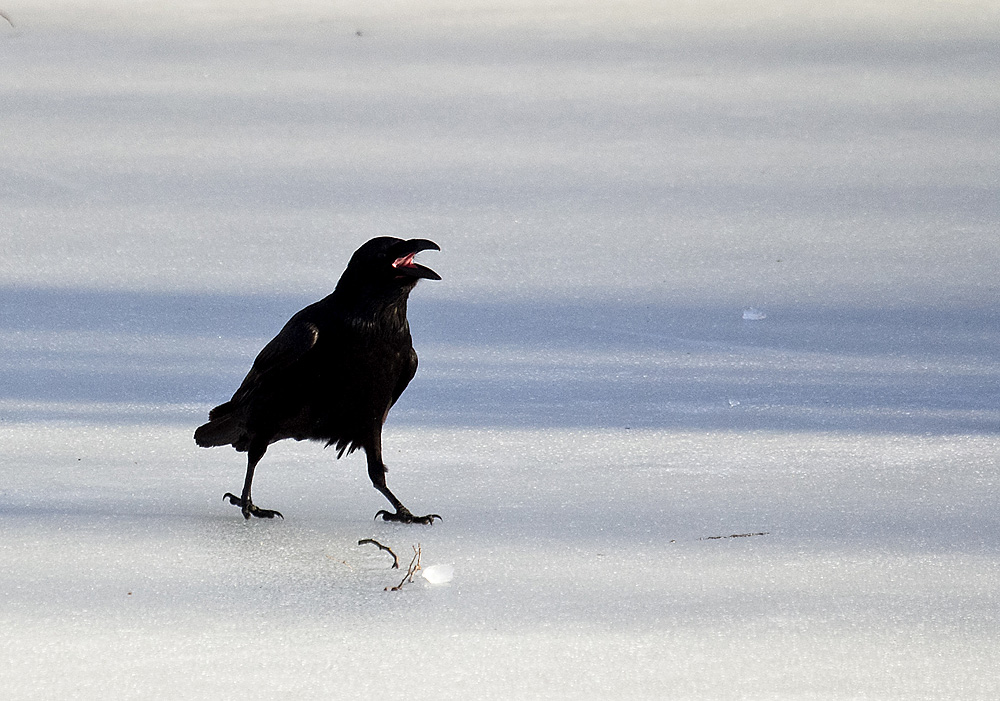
[194,237,441,524]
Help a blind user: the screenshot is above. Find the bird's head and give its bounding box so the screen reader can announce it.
[336,237,441,302]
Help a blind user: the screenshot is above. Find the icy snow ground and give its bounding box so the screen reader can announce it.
[2,1,1000,699]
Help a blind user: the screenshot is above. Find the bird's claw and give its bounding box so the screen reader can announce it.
[375,508,441,525]
[223,492,284,520]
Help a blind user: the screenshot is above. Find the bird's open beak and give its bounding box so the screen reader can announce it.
[392,239,441,280]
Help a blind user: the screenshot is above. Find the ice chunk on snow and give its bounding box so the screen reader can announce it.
[421,564,455,584]
[742,308,767,320]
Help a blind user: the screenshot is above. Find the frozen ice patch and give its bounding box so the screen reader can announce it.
[421,564,455,584]
[742,308,767,321]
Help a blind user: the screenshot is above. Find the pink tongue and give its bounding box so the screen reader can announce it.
[393,252,416,268]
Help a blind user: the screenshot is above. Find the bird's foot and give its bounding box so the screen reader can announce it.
[223,493,284,520]
[375,507,441,525]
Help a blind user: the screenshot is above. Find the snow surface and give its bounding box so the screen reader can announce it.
[2,1,999,698]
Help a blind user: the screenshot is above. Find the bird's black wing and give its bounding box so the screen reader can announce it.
[230,317,320,404]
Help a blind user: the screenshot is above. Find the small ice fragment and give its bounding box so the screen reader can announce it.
[742,308,766,321]
[421,564,454,584]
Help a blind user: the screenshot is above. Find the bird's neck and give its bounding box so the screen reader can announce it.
[335,286,412,336]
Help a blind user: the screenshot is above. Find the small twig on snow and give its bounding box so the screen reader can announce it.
[387,544,422,591]
[325,555,354,571]
[698,532,769,541]
[358,538,399,569]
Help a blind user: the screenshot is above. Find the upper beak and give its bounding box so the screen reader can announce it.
[392,239,441,280]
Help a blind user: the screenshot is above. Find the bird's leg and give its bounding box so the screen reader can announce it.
[365,439,440,525]
[223,442,283,520]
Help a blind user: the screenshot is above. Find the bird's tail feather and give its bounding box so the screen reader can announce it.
[194,401,241,448]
